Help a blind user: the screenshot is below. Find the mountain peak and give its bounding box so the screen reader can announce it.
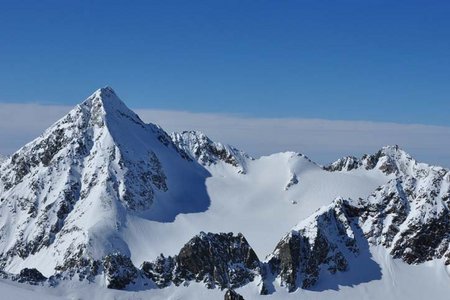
[88,86,122,107]
[95,86,117,97]
[78,87,144,128]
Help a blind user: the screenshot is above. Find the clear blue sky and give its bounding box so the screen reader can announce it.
[1,0,449,126]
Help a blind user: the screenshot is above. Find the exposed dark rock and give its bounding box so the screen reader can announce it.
[141,254,175,288]
[285,173,299,190]
[171,131,251,173]
[268,199,358,291]
[142,232,261,290]
[54,249,100,282]
[15,268,47,285]
[324,156,359,172]
[175,232,260,289]
[103,253,138,289]
[224,289,245,300]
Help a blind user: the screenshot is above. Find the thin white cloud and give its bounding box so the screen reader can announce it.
[0,103,449,168]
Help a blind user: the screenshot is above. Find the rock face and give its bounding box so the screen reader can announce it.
[268,198,359,291]
[0,155,7,165]
[324,156,359,172]
[171,131,251,173]
[224,289,245,300]
[103,253,138,289]
[142,232,261,289]
[15,268,47,285]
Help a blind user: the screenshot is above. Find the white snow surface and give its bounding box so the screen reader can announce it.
[0,87,449,299]
[123,151,388,265]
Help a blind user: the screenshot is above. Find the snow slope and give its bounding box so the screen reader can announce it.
[0,87,449,299]
[123,151,389,265]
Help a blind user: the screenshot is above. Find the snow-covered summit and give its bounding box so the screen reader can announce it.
[81,86,146,127]
[0,87,209,277]
[325,145,447,177]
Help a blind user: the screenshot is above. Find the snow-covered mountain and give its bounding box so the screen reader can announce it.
[0,87,449,300]
[0,87,209,277]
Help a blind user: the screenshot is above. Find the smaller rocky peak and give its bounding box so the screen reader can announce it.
[360,145,413,175]
[171,131,251,173]
[324,156,359,172]
[14,268,47,285]
[141,232,261,290]
[268,197,359,291]
[325,145,420,175]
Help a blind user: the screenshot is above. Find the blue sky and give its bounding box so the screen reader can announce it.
[1,0,450,125]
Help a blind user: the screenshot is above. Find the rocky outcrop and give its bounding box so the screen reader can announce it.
[15,268,47,285]
[285,173,299,190]
[324,156,359,172]
[103,253,139,289]
[224,289,245,300]
[171,131,251,173]
[141,254,175,288]
[268,198,359,291]
[142,232,261,289]
[325,145,415,175]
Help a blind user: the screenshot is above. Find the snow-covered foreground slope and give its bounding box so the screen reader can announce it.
[1,247,449,300]
[0,87,449,299]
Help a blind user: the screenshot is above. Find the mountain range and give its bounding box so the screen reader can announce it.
[0,88,449,299]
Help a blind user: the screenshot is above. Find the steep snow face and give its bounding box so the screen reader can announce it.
[0,87,209,275]
[0,155,6,165]
[171,131,251,174]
